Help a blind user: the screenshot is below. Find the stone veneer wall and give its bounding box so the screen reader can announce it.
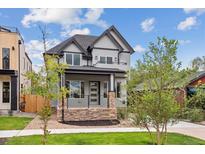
[57,91,117,122]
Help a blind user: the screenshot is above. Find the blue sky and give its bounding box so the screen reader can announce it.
[0,8,204,71]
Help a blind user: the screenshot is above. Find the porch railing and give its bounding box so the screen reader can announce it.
[67,95,109,108]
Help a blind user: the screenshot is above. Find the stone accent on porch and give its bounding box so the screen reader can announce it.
[57,91,117,122]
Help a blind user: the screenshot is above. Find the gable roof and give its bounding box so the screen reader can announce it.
[89,28,123,50]
[45,34,97,56]
[188,71,205,85]
[108,25,135,53]
[45,25,134,56]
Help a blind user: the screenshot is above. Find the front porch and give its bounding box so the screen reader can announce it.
[57,66,126,122]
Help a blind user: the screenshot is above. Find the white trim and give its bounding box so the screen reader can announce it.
[110,74,114,91]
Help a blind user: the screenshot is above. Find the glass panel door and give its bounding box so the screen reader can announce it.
[89,81,99,105]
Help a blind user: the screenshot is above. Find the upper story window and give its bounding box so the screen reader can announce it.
[99,56,113,64]
[2,48,10,69]
[66,53,80,66]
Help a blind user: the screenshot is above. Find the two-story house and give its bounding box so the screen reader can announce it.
[0,25,32,114]
[44,25,134,122]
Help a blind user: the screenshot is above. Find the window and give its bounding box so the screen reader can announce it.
[100,56,106,64]
[2,82,10,103]
[99,56,113,64]
[74,54,80,65]
[66,54,72,65]
[116,82,121,98]
[65,81,84,98]
[66,53,80,66]
[107,57,113,64]
[2,48,10,69]
[103,82,108,98]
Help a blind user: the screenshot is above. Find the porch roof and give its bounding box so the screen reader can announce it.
[65,66,126,74]
[0,69,18,76]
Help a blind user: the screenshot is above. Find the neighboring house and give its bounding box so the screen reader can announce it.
[186,71,205,96]
[44,25,134,121]
[0,25,32,114]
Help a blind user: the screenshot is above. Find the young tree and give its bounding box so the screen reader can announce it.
[25,55,68,144]
[128,37,193,145]
[25,25,68,144]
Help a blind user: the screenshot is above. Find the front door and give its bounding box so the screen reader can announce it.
[0,81,11,110]
[89,81,100,105]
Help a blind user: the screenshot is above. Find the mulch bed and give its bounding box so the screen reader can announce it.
[62,120,120,126]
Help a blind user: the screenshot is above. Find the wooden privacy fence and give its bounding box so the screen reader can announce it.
[21,94,50,113]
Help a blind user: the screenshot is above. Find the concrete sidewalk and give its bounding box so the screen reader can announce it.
[0,121,205,140]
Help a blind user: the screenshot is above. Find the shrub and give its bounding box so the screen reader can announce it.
[186,108,204,122]
[117,108,127,120]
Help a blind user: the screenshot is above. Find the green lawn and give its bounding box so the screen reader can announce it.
[0,116,32,130]
[6,132,205,145]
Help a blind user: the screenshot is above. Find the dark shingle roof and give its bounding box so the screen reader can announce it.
[73,35,97,51]
[45,34,97,55]
[188,71,205,85]
[45,25,135,56]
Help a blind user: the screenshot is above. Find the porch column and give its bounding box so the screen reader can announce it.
[109,73,114,92]
[11,75,18,110]
[108,73,116,108]
[57,73,67,122]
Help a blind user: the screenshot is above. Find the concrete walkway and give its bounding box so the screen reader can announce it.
[0,121,205,140]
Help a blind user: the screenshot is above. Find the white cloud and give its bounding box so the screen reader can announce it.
[66,28,90,37]
[177,16,197,31]
[134,44,146,53]
[178,40,191,45]
[22,9,82,28]
[141,18,155,32]
[32,63,43,72]
[25,39,60,61]
[183,8,205,16]
[21,8,108,36]
[84,8,107,28]
[25,38,60,72]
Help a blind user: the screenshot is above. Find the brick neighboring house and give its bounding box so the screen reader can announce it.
[44,25,135,122]
[0,25,32,114]
[186,71,205,96]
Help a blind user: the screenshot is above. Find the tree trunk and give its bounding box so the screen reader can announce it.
[145,124,154,145]
[156,125,161,145]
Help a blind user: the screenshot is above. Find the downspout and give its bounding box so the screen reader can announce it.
[118,50,122,64]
